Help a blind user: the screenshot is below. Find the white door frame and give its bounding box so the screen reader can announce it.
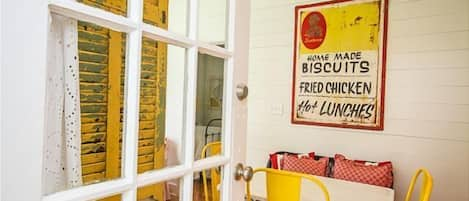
[1,0,250,200]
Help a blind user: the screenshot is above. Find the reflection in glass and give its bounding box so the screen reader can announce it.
[43,14,126,195]
[137,37,186,182]
[193,167,223,201]
[143,0,188,36]
[78,0,127,16]
[195,53,225,161]
[138,179,181,201]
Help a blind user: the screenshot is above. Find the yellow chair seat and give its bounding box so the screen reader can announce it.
[246,168,330,201]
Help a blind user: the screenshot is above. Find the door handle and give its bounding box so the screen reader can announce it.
[234,163,253,182]
[236,84,248,100]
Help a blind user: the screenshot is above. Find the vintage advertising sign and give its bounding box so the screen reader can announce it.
[291,0,388,130]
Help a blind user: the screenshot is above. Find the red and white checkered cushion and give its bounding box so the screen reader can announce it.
[283,155,329,176]
[333,154,393,188]
[269,152,315,170]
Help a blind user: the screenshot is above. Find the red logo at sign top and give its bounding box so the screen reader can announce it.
[301,12,327,50]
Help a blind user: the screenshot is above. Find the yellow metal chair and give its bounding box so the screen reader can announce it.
[201,142,222,201]
[404,168,433,201]
[246,168,330,201]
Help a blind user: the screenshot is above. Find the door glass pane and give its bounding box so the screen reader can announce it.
[138,178,182,201]
[198,0,227,44]
[138,37,186,174]
[143,0,187,36]
[193,167,224,201]
[195,52,225,161]
[43,14,126,194]
[78,0,127,16]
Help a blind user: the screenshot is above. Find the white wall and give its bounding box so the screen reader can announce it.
[246,0,469,201]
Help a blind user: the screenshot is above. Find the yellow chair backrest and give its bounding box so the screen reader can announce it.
[405,168,433,201]
[246,168,330,201]
[201,142,222,201]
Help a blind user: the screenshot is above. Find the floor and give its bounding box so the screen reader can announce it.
[140,179,212,201]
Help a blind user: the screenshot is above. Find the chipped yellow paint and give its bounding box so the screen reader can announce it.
[138,154,154,164]
[81,122,107,133]
[82,152,106,165]
[139,129,156,139]
[82,172,106,183]
[82,132,106,143]
[83,162,106,175]
[82,142,106,155]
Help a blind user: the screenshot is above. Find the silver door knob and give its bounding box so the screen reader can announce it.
[236,84,248,100]
[234,163,253,182]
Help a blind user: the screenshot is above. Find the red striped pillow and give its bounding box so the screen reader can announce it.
[269,152,315,170]
[283,155,329,176]
[333,154,393,188]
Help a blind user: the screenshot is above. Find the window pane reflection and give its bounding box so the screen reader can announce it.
[195,52,225,161]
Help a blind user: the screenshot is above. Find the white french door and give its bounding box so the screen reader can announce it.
[0,0,250,200]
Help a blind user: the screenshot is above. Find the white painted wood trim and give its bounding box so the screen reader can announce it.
[221,0,237,199]
[142,23,193,48]
[42,178,132,201]
[121,0,144,200]
[48,0,136,32]
[198,42,233,59]
[192,156,230,173]
[137,165,189,188]
[180,0,199,200]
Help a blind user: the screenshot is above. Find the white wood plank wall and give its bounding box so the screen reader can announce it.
[246,0,469,200]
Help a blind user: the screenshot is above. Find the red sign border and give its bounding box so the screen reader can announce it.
[290,0,389,131]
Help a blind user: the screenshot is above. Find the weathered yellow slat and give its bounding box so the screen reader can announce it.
[79,72,108,83]
[139,129,155,139]
[140,97,156,106]
[140,90,157,97]
[79,50,108,63]
[80,92,107,103]
[77,30,109,44]
[141,64,157,72]
[142,45,157,55]
[138,162,154,173]
[80,82,107,93]
[139,139,154,147]
[78,41,109,54]
[139,120,155,130]
[138,154,154,164]
[139,112,155,121]
[82,132,106,143]
[81,113,107,123]
[141,71,157,80]
[82,162,106,175]
[138,146,153,156]
[82,152,106,165]
[105,28,123,181]
[82,142,106,154]
[81,122,107,133]
[81,103,107,113]
[82,172,106,184]
[140,104,156,113]
[78,21,109,35]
